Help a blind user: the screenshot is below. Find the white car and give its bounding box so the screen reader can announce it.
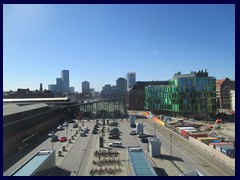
[63,122,68,127]
[48,131,55,137]
[57,125,64,130]
[109,142,122,147]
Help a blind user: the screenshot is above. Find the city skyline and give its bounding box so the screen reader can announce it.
[3,4,235,92]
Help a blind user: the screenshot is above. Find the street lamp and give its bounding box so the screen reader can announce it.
[52,142,54,150]
[66,125,68,146]
[170,133,172,160]
[154,123,156,136]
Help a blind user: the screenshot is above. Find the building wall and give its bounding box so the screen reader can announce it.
[216,78,235,109]
[145,72,216,117]
[230,90,235,111]
[3,109,65,158]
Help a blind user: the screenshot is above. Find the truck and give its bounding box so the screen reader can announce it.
[130,115,136,128]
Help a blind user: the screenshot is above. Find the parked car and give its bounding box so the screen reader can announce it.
[82,128,89,133]
[51,135,59,142]
[92,130,98,134]
[59,137,67,142]
[109,121,118,126]
[63,122,68,127]
[57,125,64,130]
[67,120,76,123]
[110,128,119,132]
[109,135,119,139]
[129,131,137,135]
[48,131,55,137]
[109,141,122,147]
[73,123,78,128]
[141,137,149,143]
[80,132,87,137]
[137,134,147,138]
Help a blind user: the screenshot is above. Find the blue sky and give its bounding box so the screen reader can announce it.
[3,4,235,92]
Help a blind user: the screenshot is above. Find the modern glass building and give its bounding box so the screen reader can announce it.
[145,70,216,117]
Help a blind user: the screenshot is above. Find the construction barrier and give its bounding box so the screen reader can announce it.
[142,112,165,126]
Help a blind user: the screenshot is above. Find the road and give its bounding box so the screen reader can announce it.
[134,117,235,176]
[4,118,235,176]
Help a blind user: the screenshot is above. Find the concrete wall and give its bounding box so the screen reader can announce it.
[189,136,235,169]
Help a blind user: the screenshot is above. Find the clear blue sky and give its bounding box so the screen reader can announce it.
[3,4,235,92]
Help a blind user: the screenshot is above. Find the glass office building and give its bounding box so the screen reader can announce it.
[145,70,216,117]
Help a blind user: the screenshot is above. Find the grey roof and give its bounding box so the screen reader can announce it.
[3,103,49,117]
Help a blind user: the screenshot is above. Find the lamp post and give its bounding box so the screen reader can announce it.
[66,125,68,146]
[154,123,156,136]
[52,142,54,150]
[170,133,172,160]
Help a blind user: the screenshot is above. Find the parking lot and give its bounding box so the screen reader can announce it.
[4,117,235,176]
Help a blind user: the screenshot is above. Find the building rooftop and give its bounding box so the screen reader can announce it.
[10,150,55,176]
[3,97,69,103]
[127,147,157,176]
[3,103,49,117]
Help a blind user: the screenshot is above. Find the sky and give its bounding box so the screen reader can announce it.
[3,4,235,92]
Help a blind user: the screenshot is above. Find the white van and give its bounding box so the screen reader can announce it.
[109,141,122,147]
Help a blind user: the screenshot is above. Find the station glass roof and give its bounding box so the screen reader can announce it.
[128,147,157,176]
[11,150,53,176]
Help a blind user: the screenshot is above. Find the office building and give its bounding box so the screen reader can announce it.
[145,70,216,117]
[230,90,235,111]
[82,81,90,95]
[126,72,136,91]
[61,70,69,94]
[116,77,127,93]
[216,78,235,109]
[128,81,168,110]
[48,84,57,93]
[69,87,75,94]
[56,78,63,94]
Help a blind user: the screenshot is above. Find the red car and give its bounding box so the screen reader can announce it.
[59,137,67,142]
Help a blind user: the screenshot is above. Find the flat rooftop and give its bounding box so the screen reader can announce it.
[127,147,157,176]
[10,150,54,176]
[3,97,69,103]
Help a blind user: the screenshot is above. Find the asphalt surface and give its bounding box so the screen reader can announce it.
[4,117,235,176]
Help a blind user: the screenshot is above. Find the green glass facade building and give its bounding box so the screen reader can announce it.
[145,70,216,117]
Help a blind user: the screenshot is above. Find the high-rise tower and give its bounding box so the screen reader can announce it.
[61,70,69,94]
[126,72,136,91]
